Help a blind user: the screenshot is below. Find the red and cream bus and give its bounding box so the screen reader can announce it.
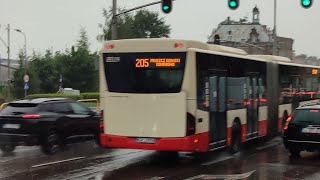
[99,38,320,152]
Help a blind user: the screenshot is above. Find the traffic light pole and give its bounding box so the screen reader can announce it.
[272,0,277,55]
[111,0,117,40]
[111,0,176,40]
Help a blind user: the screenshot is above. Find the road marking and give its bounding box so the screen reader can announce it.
[31,157,85,168]
[184,170,256,180]
[201,156,234,166]
[144,177,165,180]
[256,143,279,150]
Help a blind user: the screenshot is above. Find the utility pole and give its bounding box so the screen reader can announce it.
[111,0,117,40]
[7,24,11,99]
[272,0,277,55]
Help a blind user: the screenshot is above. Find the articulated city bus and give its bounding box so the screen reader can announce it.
[99,38,320,152]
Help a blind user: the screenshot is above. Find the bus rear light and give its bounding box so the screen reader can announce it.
[22,114,40,119]
[186,113,196,136]
[105,44,115,49]
[174,43,184,48]
[100,110,104,133]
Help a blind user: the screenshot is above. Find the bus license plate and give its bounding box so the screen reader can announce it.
[136,138,156,144]
[3,124,21,129]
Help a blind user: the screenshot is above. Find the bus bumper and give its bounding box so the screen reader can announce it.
[100,132,209,152]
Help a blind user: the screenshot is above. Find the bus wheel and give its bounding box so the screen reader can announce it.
[230,121,242,154]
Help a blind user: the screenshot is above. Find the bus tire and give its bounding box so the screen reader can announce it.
[229,121,242,154]
[282,111,288,129]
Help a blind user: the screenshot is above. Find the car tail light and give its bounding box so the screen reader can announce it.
[283,115,292,130]
[186,113,196,136]
[100,110,104,133]
[22,114,40,119]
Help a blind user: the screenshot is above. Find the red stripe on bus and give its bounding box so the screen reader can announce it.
[258,120,267,136]
[241,124,247,142]
[100,132,209,152]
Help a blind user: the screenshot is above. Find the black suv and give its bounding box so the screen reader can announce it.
[283,103,320,157]
[0,98,100,155]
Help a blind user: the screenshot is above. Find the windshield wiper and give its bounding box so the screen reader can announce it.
[11,112,25,115]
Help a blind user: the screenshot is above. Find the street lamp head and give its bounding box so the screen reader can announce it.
[14,29,22,33]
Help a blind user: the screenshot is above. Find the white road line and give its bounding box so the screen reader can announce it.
[184,170,256,180]
[144,177,165,180]
[201,156,234,166]
[31,157,85,168]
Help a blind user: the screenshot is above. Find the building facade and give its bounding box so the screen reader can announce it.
[207,6,294,59]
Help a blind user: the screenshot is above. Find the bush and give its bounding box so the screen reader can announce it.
[81,92,99,99]
[28,93,83,100]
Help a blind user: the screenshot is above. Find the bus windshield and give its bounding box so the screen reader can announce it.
[103,52,186,93]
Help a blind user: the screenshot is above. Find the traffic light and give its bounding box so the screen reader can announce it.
[161,0,172,14]
[228,0,239,10]
[301,0,312,8]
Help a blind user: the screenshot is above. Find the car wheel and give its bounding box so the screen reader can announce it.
[41,131,62,155]
[229,121,242,154]
[289,149,300,158]
[0,144,16,153]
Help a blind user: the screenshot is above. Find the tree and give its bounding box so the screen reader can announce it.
[97,8,171,41]
[12,50,40,98]
[56,28,98,92]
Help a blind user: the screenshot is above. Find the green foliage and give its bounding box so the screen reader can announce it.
[11,28,98,99]
[81,92,99,99]
[98,8,171,41]
[28,93,83,100]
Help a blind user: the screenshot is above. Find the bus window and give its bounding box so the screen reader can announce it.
[103,52,186,93]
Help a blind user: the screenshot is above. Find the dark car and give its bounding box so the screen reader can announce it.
[283,103,320,157]
[0,98,100,155]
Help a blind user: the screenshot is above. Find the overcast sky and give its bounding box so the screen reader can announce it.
[0,0,319,59]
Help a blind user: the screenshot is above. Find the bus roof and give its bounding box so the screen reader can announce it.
[102,38,247,55]
[101,38,320,69]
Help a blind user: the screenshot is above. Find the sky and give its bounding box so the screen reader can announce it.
[0,0,319,59]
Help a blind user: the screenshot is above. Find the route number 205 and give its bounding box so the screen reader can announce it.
[136,59,149,68]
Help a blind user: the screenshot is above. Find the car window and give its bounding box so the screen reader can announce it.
[70,102,91,115]
[291,109,320,124]
[0,103,38,115]
[42,102,72,114]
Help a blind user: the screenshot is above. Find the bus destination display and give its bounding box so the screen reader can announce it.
[135,58,181,68]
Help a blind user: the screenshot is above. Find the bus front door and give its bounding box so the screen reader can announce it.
[246,76,259,140]
[209,75,227,149]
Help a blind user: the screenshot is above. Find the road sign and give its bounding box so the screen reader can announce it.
[24,82,29,90]
[23,74,29,83]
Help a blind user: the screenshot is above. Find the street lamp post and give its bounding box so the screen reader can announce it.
[14,29,28,98]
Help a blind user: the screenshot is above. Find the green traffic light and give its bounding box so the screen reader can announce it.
[163,5,169,11]
[229,1,237,8]
[301,0,312,8]
[302,0,311,6]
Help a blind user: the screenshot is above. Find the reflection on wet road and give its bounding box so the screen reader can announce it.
[1,137,320,180]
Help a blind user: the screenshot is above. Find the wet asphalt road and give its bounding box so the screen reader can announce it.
[1,137,320,180]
